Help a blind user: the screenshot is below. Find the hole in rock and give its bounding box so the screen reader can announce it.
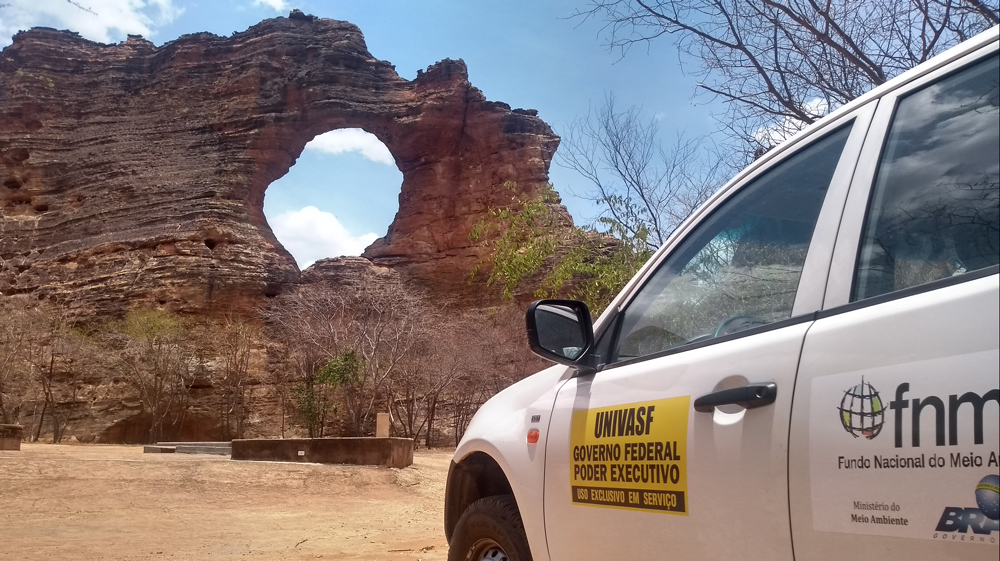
[204,239,217,250]
[263,128,402,270]
[3,148,30,163]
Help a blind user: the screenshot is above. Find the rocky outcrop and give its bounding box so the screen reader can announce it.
[0,13,561,317]
[298,256,402,290]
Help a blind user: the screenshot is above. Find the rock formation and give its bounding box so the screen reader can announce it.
[0,12,561,317]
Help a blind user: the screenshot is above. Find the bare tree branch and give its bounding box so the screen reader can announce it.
[0,1,96,14]
[558,94,725,249]
[65,0,96,16]
[576,0,999,155]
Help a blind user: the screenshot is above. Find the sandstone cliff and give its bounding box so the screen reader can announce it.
[0,12,561,317]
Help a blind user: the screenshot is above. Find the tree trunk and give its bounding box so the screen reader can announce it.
[279,390,286,438]
[51,409,64,443]
[425,396,436,448]
[236,386,248,439]
[33,399,47,442]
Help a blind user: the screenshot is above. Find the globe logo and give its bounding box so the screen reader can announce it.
[975,474,1000,521]
[839,379,884,439]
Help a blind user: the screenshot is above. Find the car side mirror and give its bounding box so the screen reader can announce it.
[525,300,596,373]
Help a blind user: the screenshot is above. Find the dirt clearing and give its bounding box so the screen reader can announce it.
[0,444,452,560]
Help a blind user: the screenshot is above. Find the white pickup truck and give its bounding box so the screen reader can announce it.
[444,26,1000,561]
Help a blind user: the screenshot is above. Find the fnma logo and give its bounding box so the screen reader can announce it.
[839,379,884,439]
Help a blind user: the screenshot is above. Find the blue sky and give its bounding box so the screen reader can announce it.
[1,0,721,268]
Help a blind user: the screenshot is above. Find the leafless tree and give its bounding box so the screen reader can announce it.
[446,306,547,445]
[0,295,46,425]
[575,0,999,156]
[106,309,193,444]
[263,286,350,437]
[559,94,725,249]
[268,276,551,444]
[0,296,103,442]
[265,276,431,438]
[23,305,64,442]
[0,298,28,424]
[385,314,471,446]
[265,350,294,438]
[209,315,261,440]
[27,322,101,443]
[340,281,427,437]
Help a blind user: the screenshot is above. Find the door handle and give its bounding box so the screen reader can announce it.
[693,383,777,413]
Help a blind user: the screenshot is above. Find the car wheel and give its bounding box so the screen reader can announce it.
[448,495,533,561]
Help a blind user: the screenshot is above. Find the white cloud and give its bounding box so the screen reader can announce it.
[305,129,396,166]
[252,0,288,12]
[754,98,831,148]
[0,0,183,46]
[270,206,378,269]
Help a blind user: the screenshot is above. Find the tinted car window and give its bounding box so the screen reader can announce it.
[611,125,853,363]
[853,54,1000,301]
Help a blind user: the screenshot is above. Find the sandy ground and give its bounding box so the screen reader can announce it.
[0,444,452,561]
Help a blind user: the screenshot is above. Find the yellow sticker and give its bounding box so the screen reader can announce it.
[569,396,690,514]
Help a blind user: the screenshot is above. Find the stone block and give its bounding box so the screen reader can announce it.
[0,425,23,451]
[376,413,390,438]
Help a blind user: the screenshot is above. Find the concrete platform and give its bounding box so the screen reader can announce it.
[231,437,413,468]
[146,441,231,456]
[175,444,230,456]
[155,441,232,448]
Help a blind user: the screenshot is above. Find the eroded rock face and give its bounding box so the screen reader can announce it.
[0,14,560,317]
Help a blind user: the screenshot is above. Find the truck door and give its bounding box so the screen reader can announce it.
[789,44,1000,560]
[542,113,871,559]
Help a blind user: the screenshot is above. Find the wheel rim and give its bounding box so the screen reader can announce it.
[468,537,509,561]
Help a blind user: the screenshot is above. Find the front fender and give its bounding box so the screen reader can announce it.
[446,364,571,561]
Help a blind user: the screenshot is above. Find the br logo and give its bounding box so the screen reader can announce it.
[838,379,884,439]
[976,474,1000,521]
[935,474,1000,535]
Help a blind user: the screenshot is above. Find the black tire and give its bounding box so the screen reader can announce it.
[448,495,533,561]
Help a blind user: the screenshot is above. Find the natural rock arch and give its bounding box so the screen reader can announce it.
[0,13,560,316]
[265,128,402,266]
